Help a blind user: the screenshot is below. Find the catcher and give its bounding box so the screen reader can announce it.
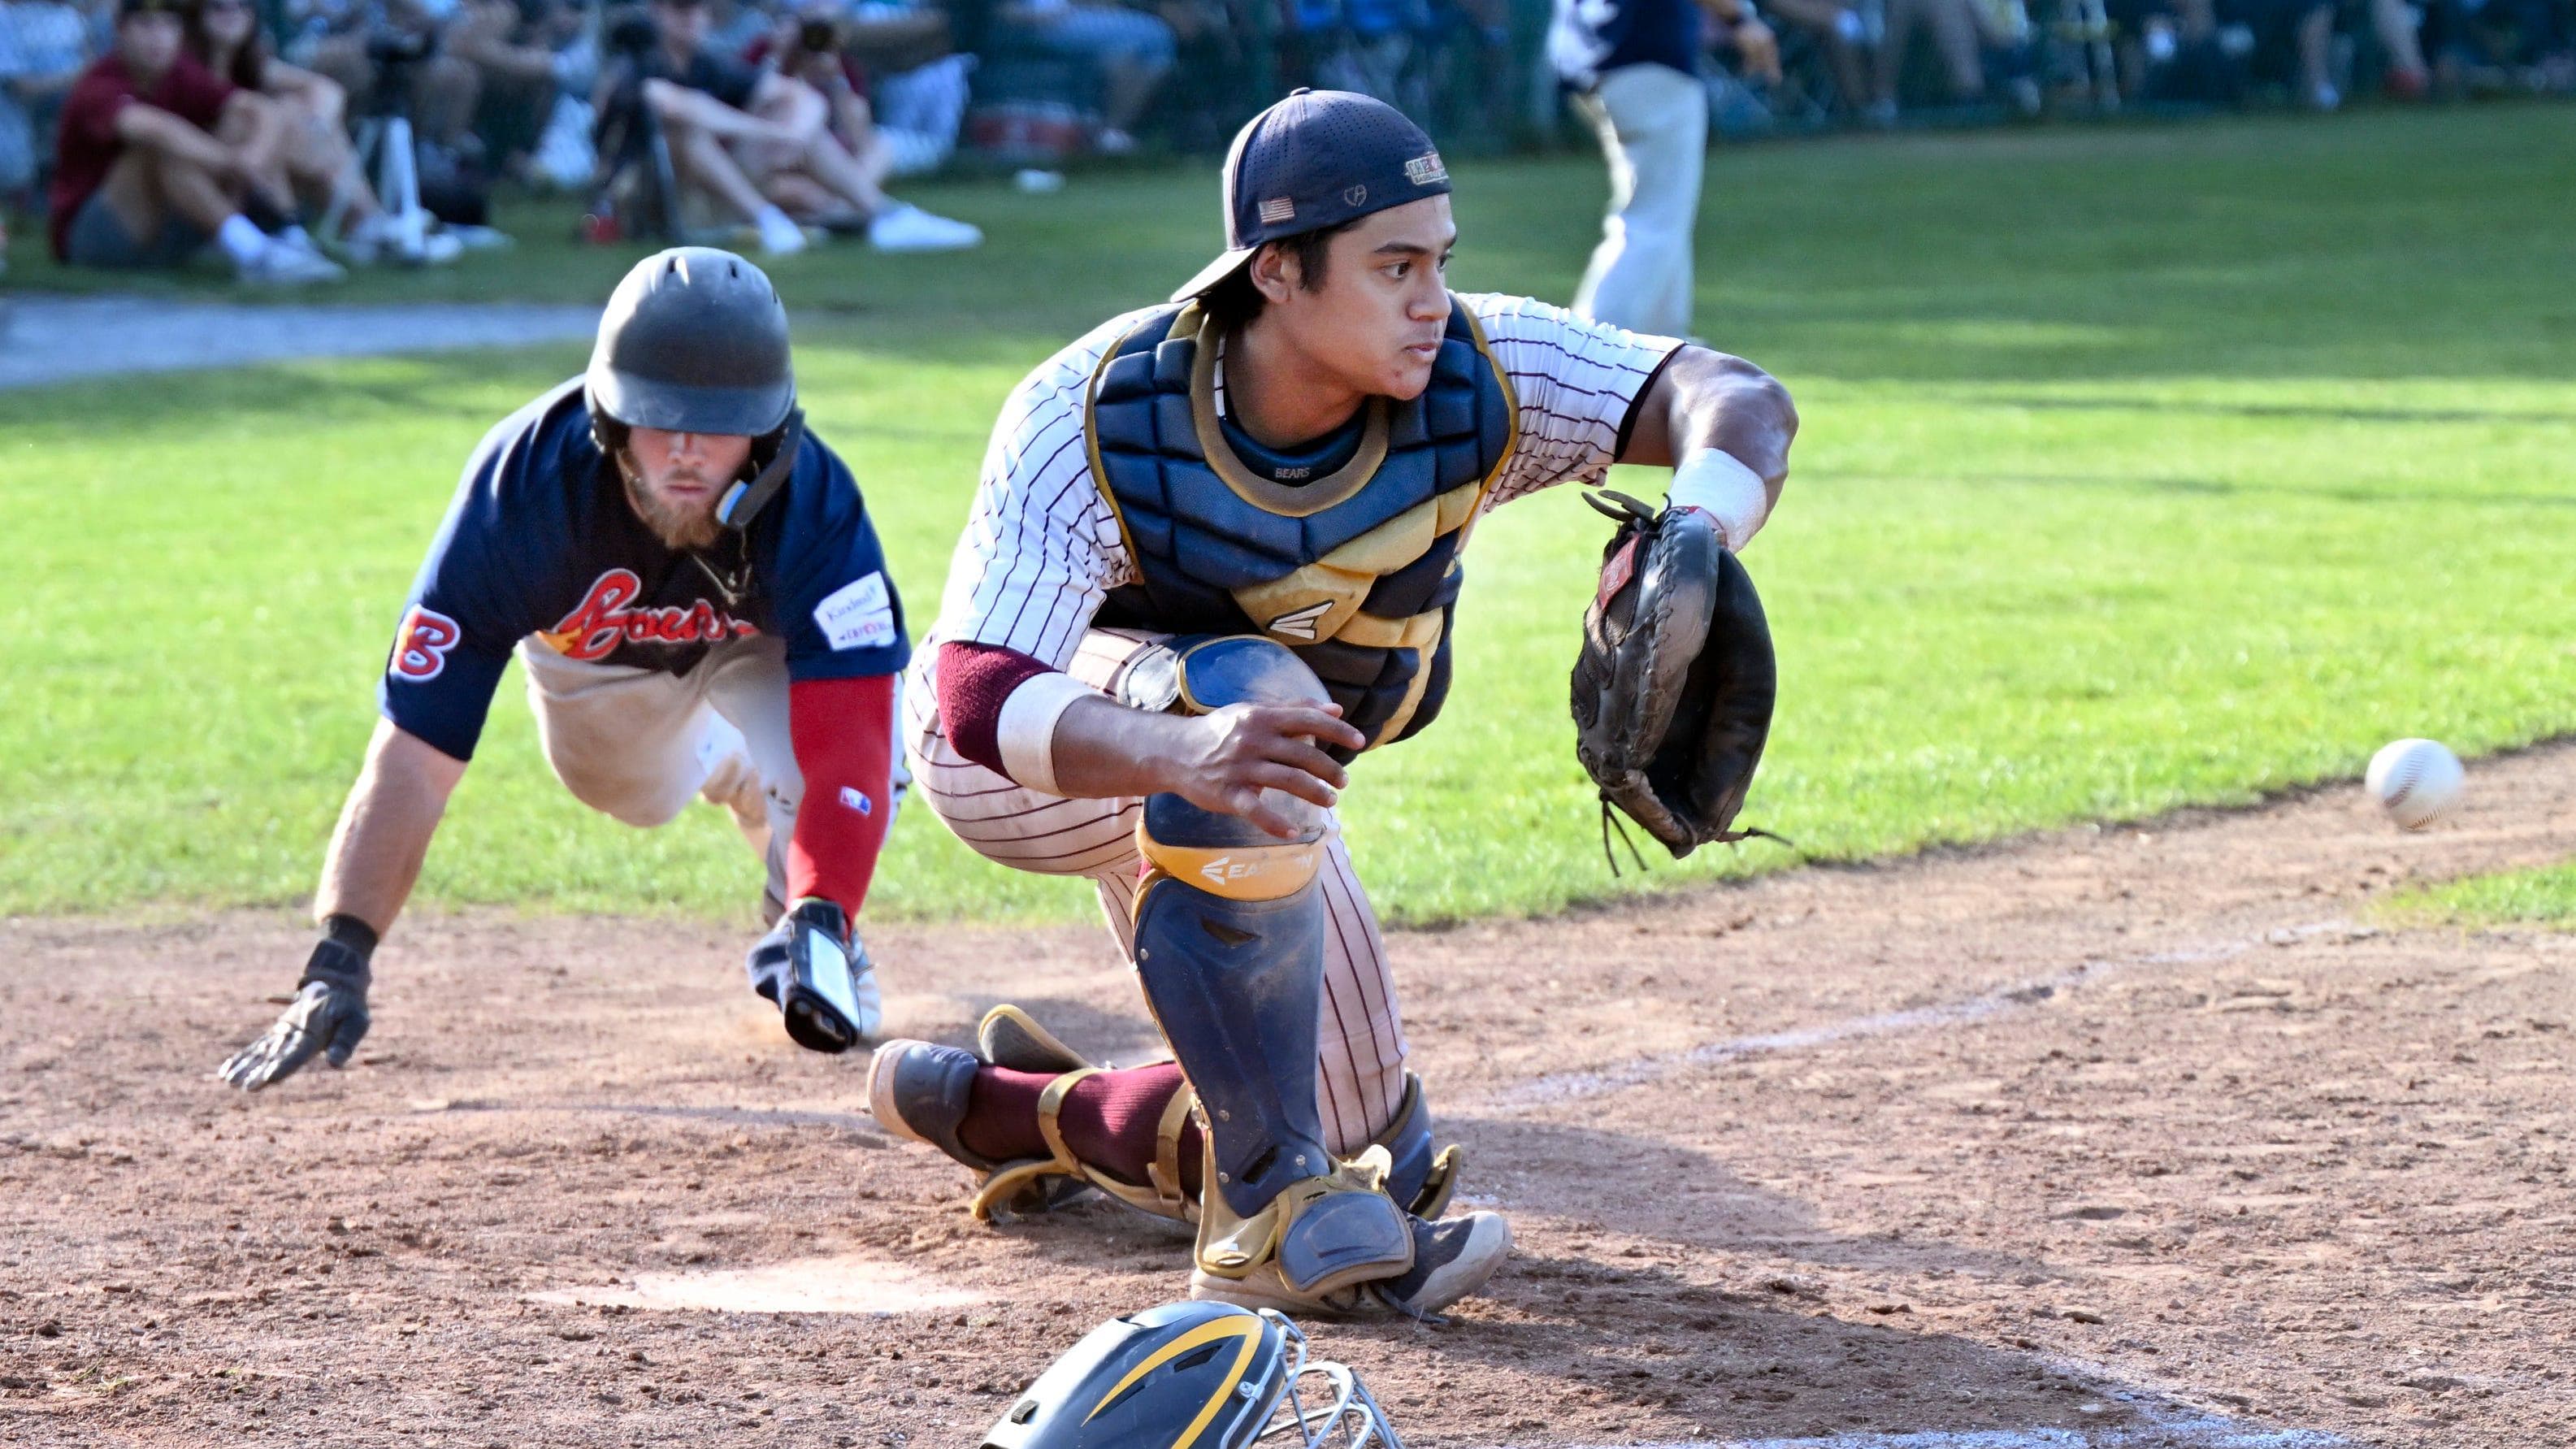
[217,248,912,1090]
[872,89,1795,1317]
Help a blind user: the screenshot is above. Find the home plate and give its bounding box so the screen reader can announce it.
[527,1255,988,1315]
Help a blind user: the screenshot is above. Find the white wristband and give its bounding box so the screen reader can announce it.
[995,671,1098,797]
[1666,448,1772,552]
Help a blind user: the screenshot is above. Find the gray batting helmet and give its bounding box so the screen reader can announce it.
[587,246,795,440]
[587,246,806,530]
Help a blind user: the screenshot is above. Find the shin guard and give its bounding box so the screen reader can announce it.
[1134,797,1412,1299]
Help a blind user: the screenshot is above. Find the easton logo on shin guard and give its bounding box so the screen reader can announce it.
[1169,845,1321,897]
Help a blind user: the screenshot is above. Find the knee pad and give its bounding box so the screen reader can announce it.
[1130,636,1332,900]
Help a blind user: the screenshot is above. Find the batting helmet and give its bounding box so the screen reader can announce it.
[982,1303,1402,1449]
[587,246,805,529]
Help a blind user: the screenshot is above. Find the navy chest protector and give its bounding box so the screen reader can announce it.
[1085,299,1518,751]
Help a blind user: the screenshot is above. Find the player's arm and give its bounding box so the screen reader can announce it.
[1064,688,1362,838]
[215,722,467,1092]
[222,427,526,1092]
[314,719,470,935]
[939,644,1360,840]
[782,673,897,918]
[929,336,1362,839]
[1614,345,1798,552]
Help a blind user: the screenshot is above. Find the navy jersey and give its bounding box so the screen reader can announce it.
[1547,0,1702,88]
[380,379,910,761]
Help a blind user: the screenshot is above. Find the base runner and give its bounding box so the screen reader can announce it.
[219,248,912,1090]
[868,89,1798,1317]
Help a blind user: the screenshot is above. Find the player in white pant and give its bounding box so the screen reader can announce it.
[904,629,1407,1150]
[1550,0,1776,338]
[862,90,1796,1319]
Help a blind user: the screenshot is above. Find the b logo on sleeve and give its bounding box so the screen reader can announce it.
[813,571,896,652]
[391,605,462,681]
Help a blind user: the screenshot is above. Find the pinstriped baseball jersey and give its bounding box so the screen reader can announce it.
[917,293,1685,680]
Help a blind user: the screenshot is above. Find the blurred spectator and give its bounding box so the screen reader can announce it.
[301,0,482,151]
[1755,0,1872,111]
[1290,0,1436,112]
[50,0,343,280]
[1869,0,2034,119]
[624,0,978,251]
[698,0,765,51]
[1,0,92,201]
[744,0,883,156]
[184,0,458,258]
[445,0,588,174]
[848,1,973,173]
[744,0,970,170]
[987,0,1173,151]
[2424,0,2574,91]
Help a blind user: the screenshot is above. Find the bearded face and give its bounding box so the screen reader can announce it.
[619,426,753,551]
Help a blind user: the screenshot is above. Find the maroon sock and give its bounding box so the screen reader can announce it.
[1056,1062,1203,1198]
[957,1065,1051,1163]
[956,1061,1203,1198]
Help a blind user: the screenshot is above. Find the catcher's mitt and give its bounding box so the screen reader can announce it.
[1569,489,1780,865]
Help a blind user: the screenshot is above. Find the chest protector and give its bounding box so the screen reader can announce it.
[1085,297,1519,751]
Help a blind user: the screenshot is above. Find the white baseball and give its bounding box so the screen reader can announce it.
[2366,738,2464,831]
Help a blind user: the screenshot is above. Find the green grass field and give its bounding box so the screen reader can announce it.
[7,105,2574,927]
[2383,862,2576,931]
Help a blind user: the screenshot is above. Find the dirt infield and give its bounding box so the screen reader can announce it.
[7,748,2574,1448]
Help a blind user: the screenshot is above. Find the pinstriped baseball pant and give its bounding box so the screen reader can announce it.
[904,628,1410,1155]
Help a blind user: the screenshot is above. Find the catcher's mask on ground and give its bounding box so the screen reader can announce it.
[981,1301,1403,1449]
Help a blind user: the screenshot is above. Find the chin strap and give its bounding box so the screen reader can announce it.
[716,406,807,530]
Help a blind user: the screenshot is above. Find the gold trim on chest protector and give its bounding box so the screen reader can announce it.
[1177,304,1392,519]
[1227,486,1480,648]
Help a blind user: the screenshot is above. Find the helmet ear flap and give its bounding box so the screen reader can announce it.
[590,407,631,461]
[714,406,806,531]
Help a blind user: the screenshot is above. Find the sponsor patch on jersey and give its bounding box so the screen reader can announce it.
[814,571,896,652]
[1404,151,1447,187]
[390,605,461,681]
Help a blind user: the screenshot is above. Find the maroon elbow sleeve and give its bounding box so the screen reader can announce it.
[935,640,1060,779]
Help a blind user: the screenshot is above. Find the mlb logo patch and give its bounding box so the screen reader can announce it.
[1404,151,1447,187]
[1259,197,1296,224]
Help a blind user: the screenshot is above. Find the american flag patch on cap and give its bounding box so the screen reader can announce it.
[1258,197,1296,224]
[1404,151,1448,186]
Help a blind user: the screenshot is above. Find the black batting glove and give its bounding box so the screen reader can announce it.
[217,922,376,1091]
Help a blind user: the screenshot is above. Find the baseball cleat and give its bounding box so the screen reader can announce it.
[870,1039,1099,1219]
[977,1003,1091,1074]
[1372,1208,1511,1317]
[866,1039,991,1164]
[1188,1208,1511,1319]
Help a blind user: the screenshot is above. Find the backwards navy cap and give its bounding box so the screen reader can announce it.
[1170,89,1451,303]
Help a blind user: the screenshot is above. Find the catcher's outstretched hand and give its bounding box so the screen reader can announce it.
[217,944,371,1091]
